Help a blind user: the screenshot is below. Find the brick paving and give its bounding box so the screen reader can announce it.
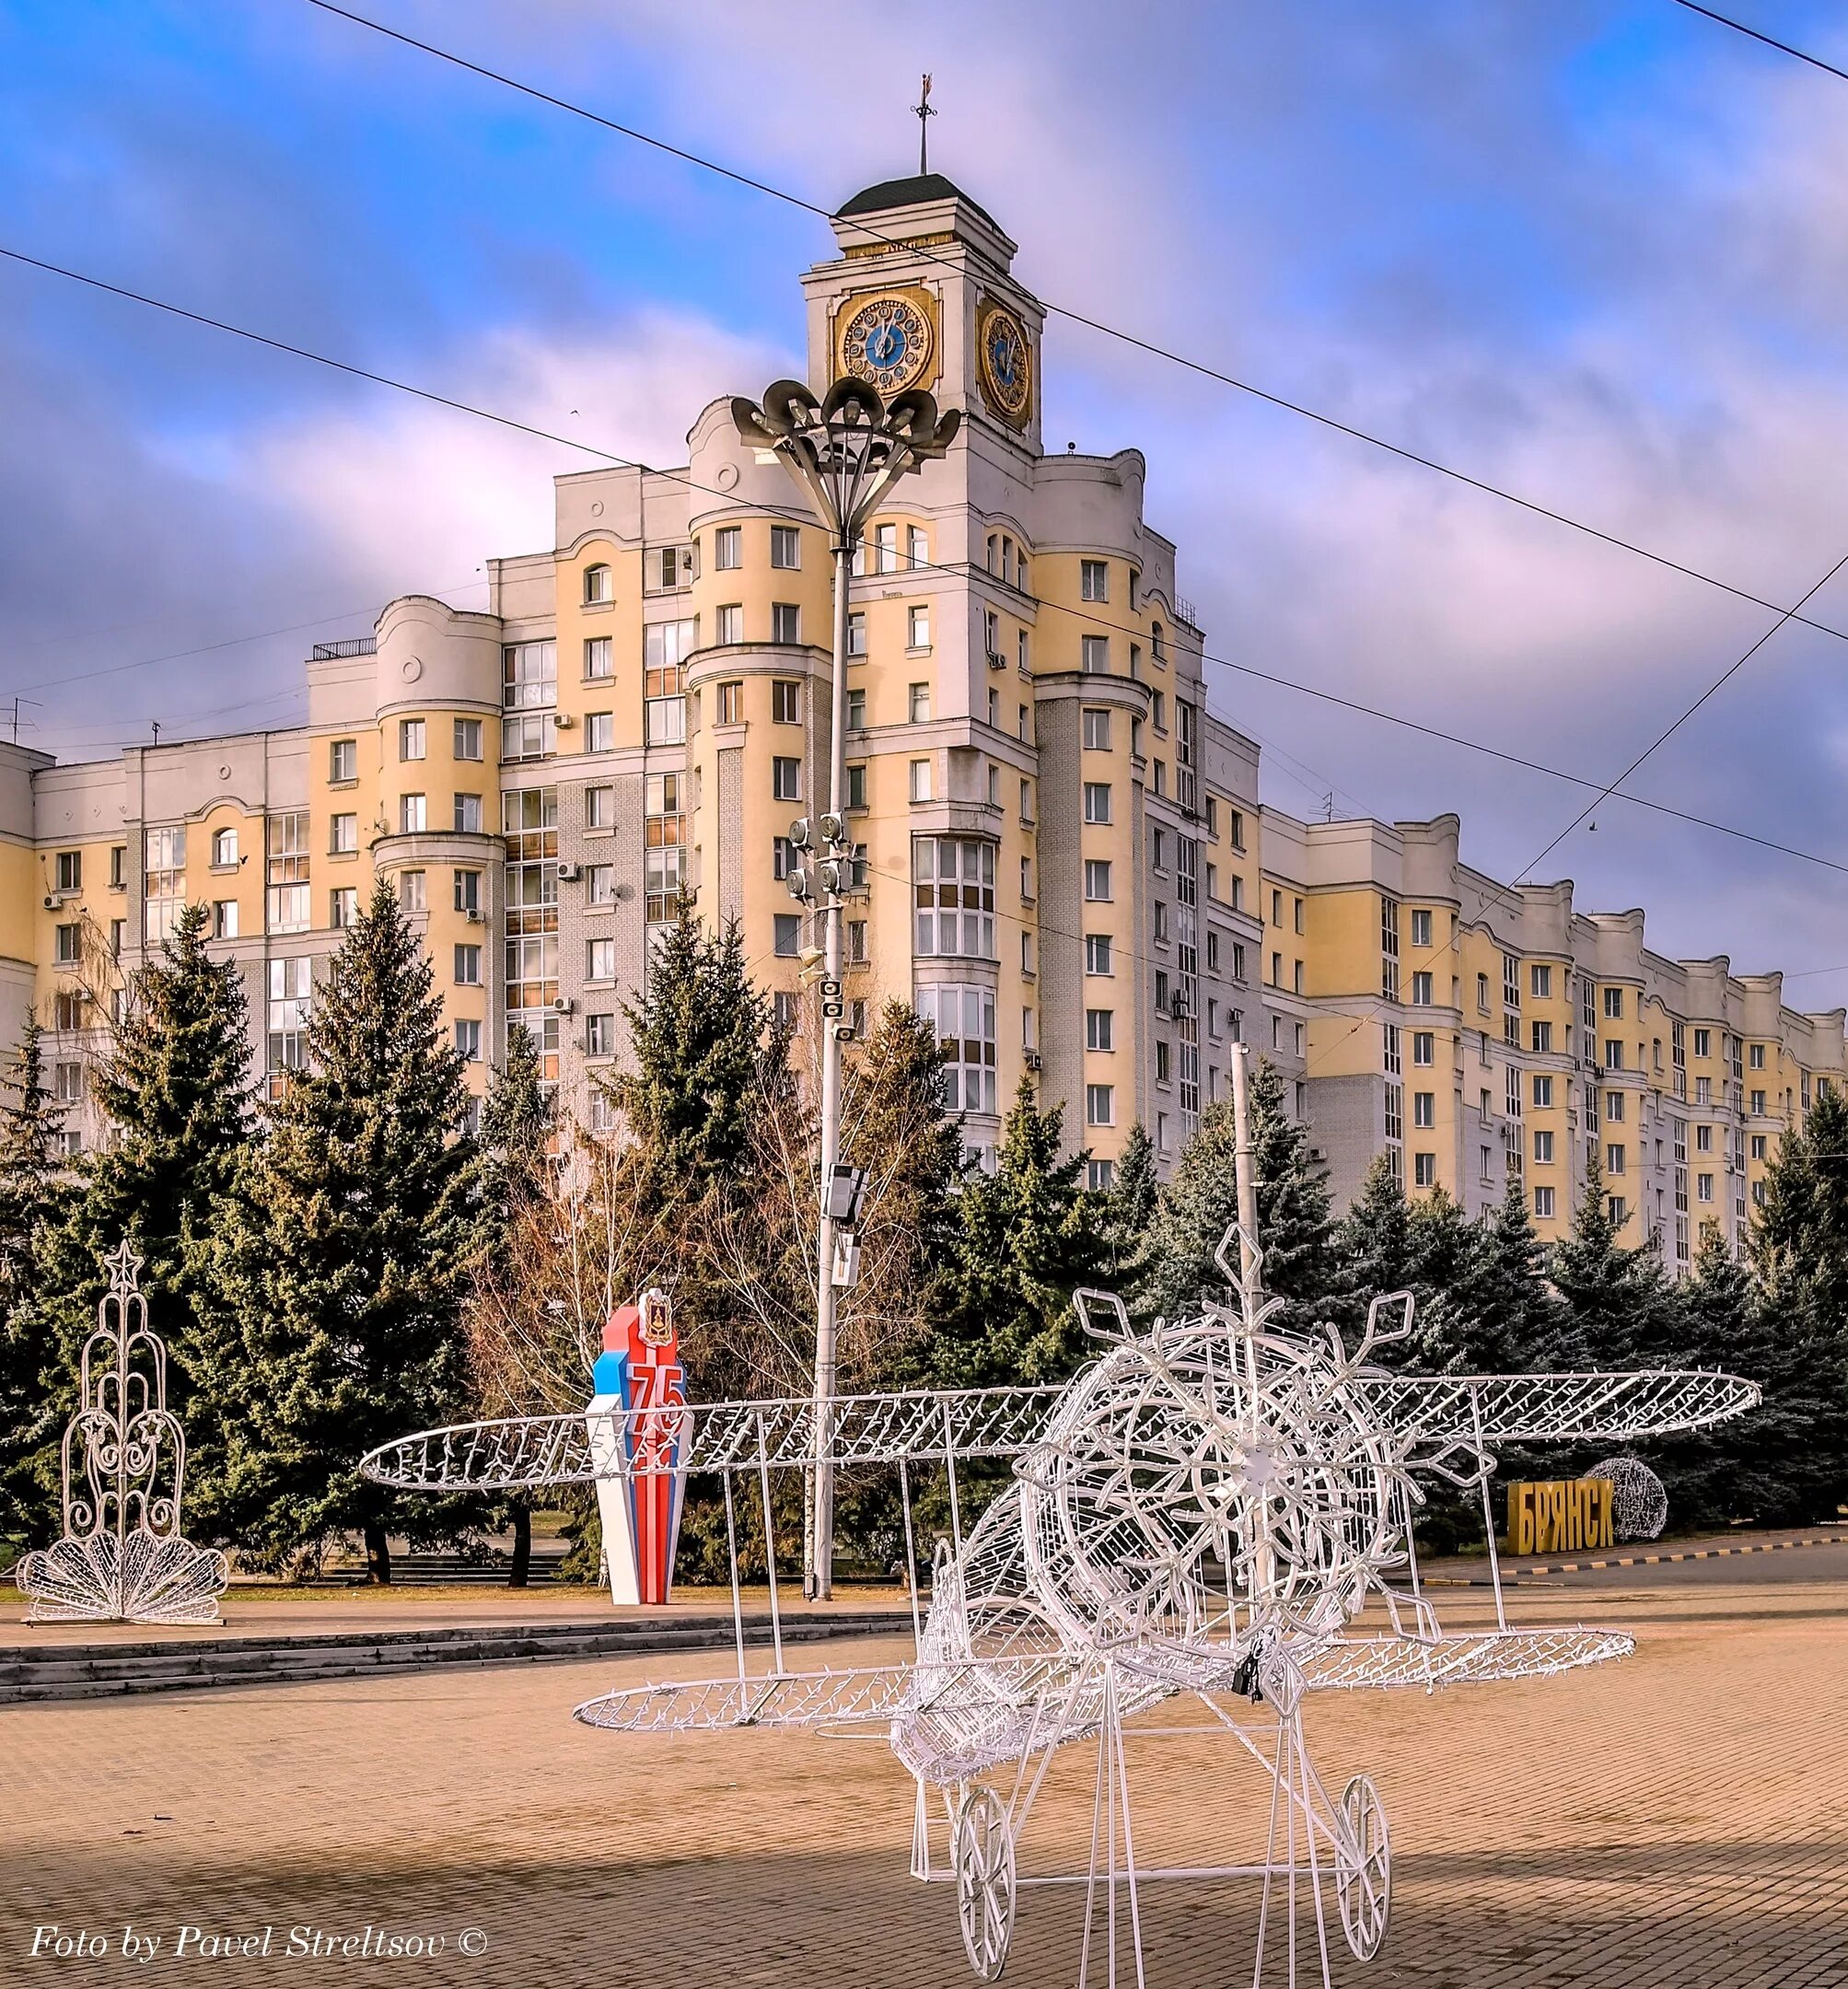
[1,1576,1843,1988]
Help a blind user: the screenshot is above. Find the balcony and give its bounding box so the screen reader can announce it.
[311,636,377,660]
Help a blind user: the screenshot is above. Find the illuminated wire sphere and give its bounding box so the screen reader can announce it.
[1586,1453,1668,1541]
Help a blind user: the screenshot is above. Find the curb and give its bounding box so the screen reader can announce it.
[1428,1531,1848,1585]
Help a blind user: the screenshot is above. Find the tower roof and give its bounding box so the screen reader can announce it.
[836,172,998,231]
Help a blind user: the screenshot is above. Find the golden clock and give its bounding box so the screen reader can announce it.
[839,292,935,395]
[977,301,1032,423]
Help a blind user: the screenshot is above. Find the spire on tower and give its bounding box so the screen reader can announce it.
[912,74,936,175]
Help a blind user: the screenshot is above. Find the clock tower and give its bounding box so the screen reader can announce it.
[802,172,1045,456]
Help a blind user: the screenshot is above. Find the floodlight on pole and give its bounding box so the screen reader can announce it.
[732,376,959,1599]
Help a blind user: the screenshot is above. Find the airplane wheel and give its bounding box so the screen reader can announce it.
[1336,1773,1391,1960]
[953,1785,1016,1981]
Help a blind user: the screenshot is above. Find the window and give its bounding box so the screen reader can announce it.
[1081,634,1109,673]
[330,812,358,855]
[714,525,741,570]
[715,680,743,727]
[769,524,800,569]
[908,682,932,725]
[1533,1129,1553,1163]
[202,827,235,870]
[453,793,483,834]
[1503,953,1520,1007]
[1413,1091,1435,1128]
[1086,1083,1115,1126]
[582,562,612,605]
[844,762,867,810]
[583,635,613,681]
[909,758,933,803]
[1607,1143,1626,1175]
[1752,1133,1768,1161]
[1605,1040,1623,1071]
[1533,1074,1553,1108]
[914,837,996,958]
[110,845,126,890]
[1751,1088,1766,1116]
[848,612,867,657]
[1410,908,1432,949]
[875,523,900,573]
[1533,1186,1555,1219]
[1413,1031,1435,1065]
[330,739,357,783]
[773,913,801,960]
[1531,963,1552,999]
[1531,1020,1552,1053]
[1609,1195,1628,1227]
[331,887,359,929]
[265,812,309,933]
[1083,710,1112,750]
[709,602,744,648]
[455,1018,482,1062]
[1698,1171,1714,1204]
[899,603,929,652]
[1087,1008,1114,1052]
[1151,689,1167,733]
[1384,1082,1403,1142]
[267,957,311,1088]
[767,680,801,727]
[1694,1027,1711,1058]
[917,984,998,1114]
[503,712,555,762]
[1605,1089,1625,1122]
[1080,559,1109,601]
[51,1060,84,1105]
[1749,1041,1766,1070]
[845,918,867,966]
[1412,971,1434,1006]
[454,943,482,985]
[773,757,802,802]
[908,526,927,569]
[398,869,426,913]
[503,639,557,711]
[587,864,615,906]
[400,793,426,834]
[454,869,481,915]
[1086,934,1112,975]
[1084,783,1112,825]
[201,897,236,942]
[454,717,483,761]
[644,621,692,745]
[1084,859,1113,901]
[587,936,616,981]
[1477,972,1491,1012]
[586,1012,615,1057]
[400,718,426,762]
[585,785,615,830]
[772,602,801,644]
[1414,1152,1436,1188]
[1604,986,1624,1019]
[585,712,614,753]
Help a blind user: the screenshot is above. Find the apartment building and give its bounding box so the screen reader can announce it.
[7,170,1843,1264]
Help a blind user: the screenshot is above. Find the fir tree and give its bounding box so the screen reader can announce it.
[1417,1174,1566,1377]
[1550,1156,1674,1372]
[607,901,768,1202]
[1145,1060,1337,1328]
[19,904,252,1540]
[0,1018,68,1543]
[1104,1121,1159,1296]
[926,1078,1110,1388]
[1338,1153,1420,1355]
[200,881,477,1579]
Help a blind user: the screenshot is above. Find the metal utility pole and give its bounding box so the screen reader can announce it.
[1229,1042,1263,1311]
[732,378,959,1598]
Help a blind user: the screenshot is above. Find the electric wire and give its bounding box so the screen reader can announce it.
[4,244,1843,881]
[1667,1,1848,84]
[296,0,1848,654]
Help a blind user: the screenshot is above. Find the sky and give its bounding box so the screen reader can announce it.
[6,0,1848,996]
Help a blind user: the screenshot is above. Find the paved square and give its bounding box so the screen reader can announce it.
[2,1574,1843,1987]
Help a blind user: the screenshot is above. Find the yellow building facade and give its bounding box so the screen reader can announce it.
[6,171,1842,1266]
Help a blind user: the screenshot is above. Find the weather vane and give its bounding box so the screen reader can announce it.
[912,73,936,175]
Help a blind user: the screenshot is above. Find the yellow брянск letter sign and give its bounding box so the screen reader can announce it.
[1506,1479,1613,1555]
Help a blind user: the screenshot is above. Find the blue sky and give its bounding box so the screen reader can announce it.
[6,1,1848,994]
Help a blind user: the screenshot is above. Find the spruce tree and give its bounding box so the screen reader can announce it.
[1550,1156,1674,1372]
[1104,1121,1159,1295]
[200,880,477,1579]
[607,901,767,1202]
[0,1018,68,1544]
[20,903,253,1539]
[1146,1060,1336,1328]
[926,1077,1110,1388]
[1339,1152,1420,1350]
[1416,1173,1565,1378]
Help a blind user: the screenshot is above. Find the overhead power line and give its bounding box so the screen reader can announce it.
[1667,1,1848,85]
[297,0,1848,652]
[3,238,1844,884]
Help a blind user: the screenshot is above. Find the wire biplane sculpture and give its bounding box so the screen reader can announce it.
[1586,1453,1670,1541]
[16,1241,228,1625]
[362,1051,1758,1985]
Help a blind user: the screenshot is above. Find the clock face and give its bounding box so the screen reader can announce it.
[841,294,934,394]
[979,303,1031,422]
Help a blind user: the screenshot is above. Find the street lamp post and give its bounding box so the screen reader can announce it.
[732,378,959,1599]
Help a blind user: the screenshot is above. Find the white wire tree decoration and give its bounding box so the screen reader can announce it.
[364,1048,1760,1987]
[1586,1453,1669,1541]
[15,1241,227,1625]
